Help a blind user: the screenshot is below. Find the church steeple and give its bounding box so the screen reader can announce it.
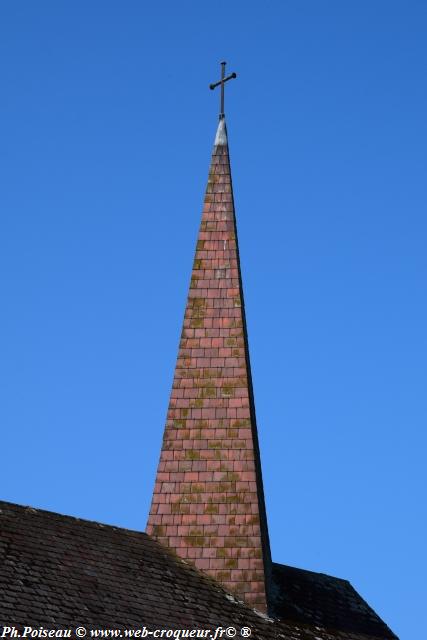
[147,93,272,612]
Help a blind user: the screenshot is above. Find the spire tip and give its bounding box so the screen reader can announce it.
[214,118,228,146]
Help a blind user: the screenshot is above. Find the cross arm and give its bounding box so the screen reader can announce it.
[209,72,237,91]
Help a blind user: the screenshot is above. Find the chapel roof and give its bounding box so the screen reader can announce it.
[0,501,397,640]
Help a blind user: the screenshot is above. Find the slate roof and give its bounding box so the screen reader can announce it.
[0,501,397,639]
[270,564,395,638]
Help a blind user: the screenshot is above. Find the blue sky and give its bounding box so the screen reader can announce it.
[1,2,426,638]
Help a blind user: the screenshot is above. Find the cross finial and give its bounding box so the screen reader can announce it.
[209,61,237,120]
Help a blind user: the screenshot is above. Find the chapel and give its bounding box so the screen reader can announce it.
[0,64,398,640]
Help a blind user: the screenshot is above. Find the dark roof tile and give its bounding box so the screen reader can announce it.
[270,564,396,639]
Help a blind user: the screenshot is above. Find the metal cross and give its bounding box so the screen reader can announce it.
[209,61,237,120]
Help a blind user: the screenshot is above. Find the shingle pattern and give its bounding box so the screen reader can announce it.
[146,120,271,612]
[0,502,397,640]
[270,564,396,638]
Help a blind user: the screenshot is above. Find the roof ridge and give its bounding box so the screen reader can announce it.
[0,499,143,535]
[273,561,351,584]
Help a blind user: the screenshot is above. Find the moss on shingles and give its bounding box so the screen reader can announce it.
[171,503,190,515]
[204,504,219,514]
[221,385,235,397]
[202,369,219,379]
[190,484,204,494]
[182,494,201,505]
[184,536,206,547]
[216,571,231,581]
[224,537,248,548]
[201,385,216,398]
[231,440,246,449]
[231,419,251,428]
[225,558,238,569]
[150,525,165,536]
[208,441,223,449]
[185,449,200,461]
[220,471,240,482]
[191,297,205,308]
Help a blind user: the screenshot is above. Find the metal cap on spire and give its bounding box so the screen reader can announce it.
[209,61,237,120]
[214,117,227,146]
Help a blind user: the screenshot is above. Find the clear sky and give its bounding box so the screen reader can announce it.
[1,2,426,638]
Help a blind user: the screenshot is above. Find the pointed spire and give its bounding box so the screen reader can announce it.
[147,119,272,612]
